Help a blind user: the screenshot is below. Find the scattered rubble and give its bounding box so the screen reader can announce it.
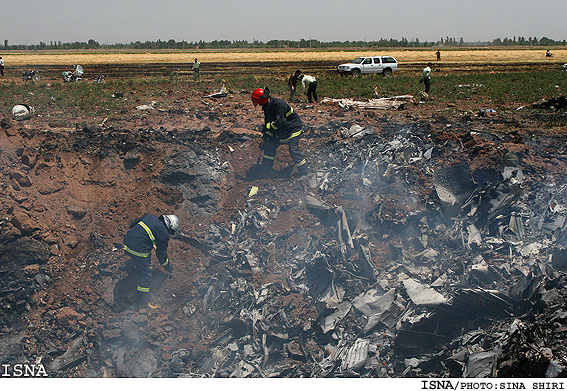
[2,87,567,379]
[203,85,228,99]
[518,95,567,111]
[321,95,414,110]
[135,101,158,110]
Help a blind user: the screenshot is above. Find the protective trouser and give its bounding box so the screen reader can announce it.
[262,134,307,174]
[124,251,151,305]
[288,85,296,101]
[307,81,318,103]
[424,78,431,94]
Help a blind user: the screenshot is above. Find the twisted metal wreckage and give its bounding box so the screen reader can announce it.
[3,116,567,378]
[98,123,567,377]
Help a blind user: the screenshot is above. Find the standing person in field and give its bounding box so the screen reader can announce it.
[288,69,301,102]
[421,62,432,95]
[298,73,318,103]
[436,50,441,61]
[0,57,4,77]
[192,58,200,80]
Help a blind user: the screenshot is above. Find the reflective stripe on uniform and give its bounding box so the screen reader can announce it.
[138,221,157,249]
[123,244,150,258]
[137,286,150,292]
[296,158,307,167]
[262,154,275,160]
[267,108,293,130]
[280,129,303,142]
[161,258,169,266]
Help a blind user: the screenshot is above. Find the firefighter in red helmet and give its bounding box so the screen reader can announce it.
[250,87,309,178]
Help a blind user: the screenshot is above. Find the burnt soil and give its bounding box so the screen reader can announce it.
[2,65,567,378]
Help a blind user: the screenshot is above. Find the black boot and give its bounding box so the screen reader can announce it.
[246,161,274,180]
[295,163,309,178]
[137,291,158,309]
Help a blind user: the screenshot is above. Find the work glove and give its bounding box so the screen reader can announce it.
[163,263,173,273]
[256,124,267,134]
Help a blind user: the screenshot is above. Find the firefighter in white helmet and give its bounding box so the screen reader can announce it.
[122,214,179,308]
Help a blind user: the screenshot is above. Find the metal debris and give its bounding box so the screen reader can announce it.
[19,116,567,378]
[203,85,228,99]
[321,95,414,110]
[135,101,158,110]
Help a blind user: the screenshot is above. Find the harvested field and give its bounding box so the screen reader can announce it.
[6,48,567,65]
[4,48,567,76]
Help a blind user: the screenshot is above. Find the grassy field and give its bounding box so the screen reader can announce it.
[2,70,565,118]
[1,48,566,121]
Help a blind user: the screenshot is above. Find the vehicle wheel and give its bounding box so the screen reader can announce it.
[352,69,361,77]
[382,68,392,77]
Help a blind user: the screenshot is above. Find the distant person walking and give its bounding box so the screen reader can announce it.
[0,57,4,77]
[192,58,200,80]
[436,50,441,61]
[288,69,301,102]
[298,73,318,103]
[421,62,432,95]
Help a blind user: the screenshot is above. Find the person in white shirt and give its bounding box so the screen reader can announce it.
[0,57,4,77]
[421,63,432,95]
[298,74,318,103]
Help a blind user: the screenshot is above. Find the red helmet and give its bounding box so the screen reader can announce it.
[251,88,269,106]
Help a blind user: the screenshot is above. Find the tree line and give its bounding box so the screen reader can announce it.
[2,36,566,51]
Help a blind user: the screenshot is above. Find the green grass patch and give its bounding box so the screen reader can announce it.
[312,71,567,106]
[1,71,565,119]
[0,76,186,118]
[219,70,567,108]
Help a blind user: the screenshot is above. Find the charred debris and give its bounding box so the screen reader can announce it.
[2,113,567,378]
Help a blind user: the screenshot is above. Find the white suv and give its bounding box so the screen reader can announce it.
[337,56,399,77]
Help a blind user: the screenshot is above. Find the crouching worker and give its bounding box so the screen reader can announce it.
[122,214,179,309]
[250,87,309,178]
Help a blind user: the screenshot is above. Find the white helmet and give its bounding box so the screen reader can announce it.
[12,104,34,121]
[162,214,180,235]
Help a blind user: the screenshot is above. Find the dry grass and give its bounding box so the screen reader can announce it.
[3,48,567,66]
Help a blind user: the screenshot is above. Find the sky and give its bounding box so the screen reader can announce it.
[1,0,566,45]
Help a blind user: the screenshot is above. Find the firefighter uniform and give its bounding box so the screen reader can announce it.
[260,97,308,175]
[123,215,171,304]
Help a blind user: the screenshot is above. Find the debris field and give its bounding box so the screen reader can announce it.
[1,79,567,378]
